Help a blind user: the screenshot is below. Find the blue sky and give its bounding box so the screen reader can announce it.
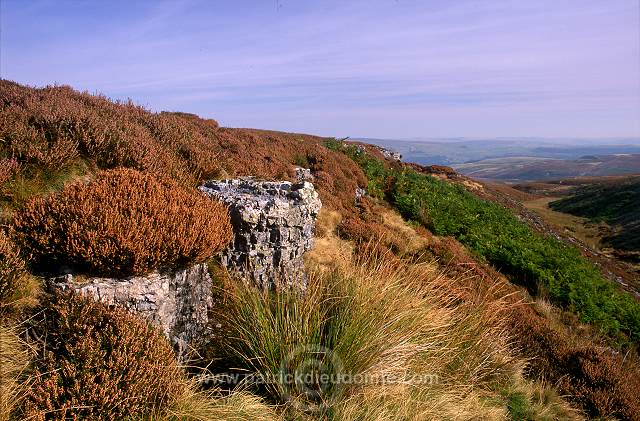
[1,0,639,139]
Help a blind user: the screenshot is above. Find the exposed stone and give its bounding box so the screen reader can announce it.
[375,145,402,161]
[47,263,213,359]
[295,166,314,182]
[200,177,322,290]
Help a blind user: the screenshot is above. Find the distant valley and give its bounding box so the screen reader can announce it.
[358,137,640,181]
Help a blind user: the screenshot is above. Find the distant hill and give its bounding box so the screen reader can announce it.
[356,137,640,167]
[452,154,640,182]
[549,176,640,259]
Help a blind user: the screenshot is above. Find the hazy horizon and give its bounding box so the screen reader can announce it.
[2,0,639,139]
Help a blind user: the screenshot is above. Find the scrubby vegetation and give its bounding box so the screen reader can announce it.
[12,168,232,276]
[0,80,367,217]
[22,293,185,420]
[211,244,579,420]
[0,231,27,305]
[328,140,640,344]
[0,231,37,311]
[2,81,639,419]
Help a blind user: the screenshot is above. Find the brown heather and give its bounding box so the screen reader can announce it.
[23,292,185,421]
[0,80,368,217]
[12,168,232,276]
[0,158,20,186]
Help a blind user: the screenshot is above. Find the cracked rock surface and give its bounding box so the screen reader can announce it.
[200,176,322,290]
[48,263,213,358]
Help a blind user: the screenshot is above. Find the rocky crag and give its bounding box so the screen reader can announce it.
[200,175,322,290]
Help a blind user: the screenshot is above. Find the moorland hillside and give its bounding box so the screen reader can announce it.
[1,81,640,420]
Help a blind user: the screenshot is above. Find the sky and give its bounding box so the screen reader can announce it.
[1,0,639,139]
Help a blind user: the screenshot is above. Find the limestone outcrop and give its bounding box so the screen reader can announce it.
[48,263,213,358]
[200,177,322,290]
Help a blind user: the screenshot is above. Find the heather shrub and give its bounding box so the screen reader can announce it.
[0,158,20,185]
[23,292,184,420]
[0,81,222,185]
[1,81,369,219]
[13,168,232,276]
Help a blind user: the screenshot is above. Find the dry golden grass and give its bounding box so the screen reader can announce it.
[305,208,353,271]
[211,233,582,420]
[0,324,31,421]
[12,168,232,276]
[156,382,280,421]
[523,196,605,250]
[379,208,429,253]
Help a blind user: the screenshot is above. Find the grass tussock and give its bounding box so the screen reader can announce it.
[0,324,31,421]
[12,168,232,276]
[156,382,279,421]
[211,243,577,420]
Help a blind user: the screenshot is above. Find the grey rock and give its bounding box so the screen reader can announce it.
[295,166,314,182]
[45,177,322,359]
[47,263,213,359]
[375,145,402,161]
[200,177,322,290]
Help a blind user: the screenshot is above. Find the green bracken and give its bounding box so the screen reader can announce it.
[328,139,640,344]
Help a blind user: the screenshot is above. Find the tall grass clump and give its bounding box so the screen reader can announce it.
[329,141,640,344]
[22,292,185,420]
[0,324,31,421]
[12,168,232,276]
[214,246,527,419]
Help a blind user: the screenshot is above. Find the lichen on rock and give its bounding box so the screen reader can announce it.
[200,177,322,290]
[47,263,213,358]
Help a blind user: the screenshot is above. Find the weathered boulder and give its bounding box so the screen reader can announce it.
[200,177,322,290]
[47,263,213,358]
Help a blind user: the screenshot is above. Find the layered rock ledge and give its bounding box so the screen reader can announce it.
[48,263,213,358]
[200,177,322,290]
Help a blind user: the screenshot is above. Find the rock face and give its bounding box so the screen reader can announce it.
[48,263,213,358]
[200,177,322,290]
